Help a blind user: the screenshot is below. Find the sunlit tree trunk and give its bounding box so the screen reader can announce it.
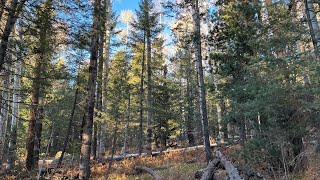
[104,107,119,179]
[100,0,111,158]
[0,0,28,71]
[305,0,320,59]
[186,52,195,146]
[79,0,100,178]
[138,33,146,155]
[193,0,212,162]
[121,93,130,156]
[25,0,53,170]
[95,0,107,160]
[0,53,10,163]
[57,88,78,168]
[26,58,42,170]
[7,29,22,169]
[146,0,153,155]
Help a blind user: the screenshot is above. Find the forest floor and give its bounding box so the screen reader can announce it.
[2,143,320,179]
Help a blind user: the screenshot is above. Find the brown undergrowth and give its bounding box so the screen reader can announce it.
[48,148,207,179]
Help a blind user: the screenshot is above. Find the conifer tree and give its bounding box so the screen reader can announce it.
[132,0,160,155]
[79,0,100,178]
[25,0,56,170]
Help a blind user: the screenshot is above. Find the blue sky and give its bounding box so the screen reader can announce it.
[114,0,140,14]
[112,0,175,54]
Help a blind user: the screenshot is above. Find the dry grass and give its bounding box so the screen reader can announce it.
[48,148,207,179]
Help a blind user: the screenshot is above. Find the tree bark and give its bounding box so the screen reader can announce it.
[26,0,53,169]
[197,158,219,180]
[0,0,28,71]
[216,151,242,180]
[216,99,225,143]
[135,166,162,180]
[100,0,111,158]
[0,58,10,163]
[196,151,243,180]
[193,0,212,162]
[305,0,320,60]
[7,36,22,169]
[92,123,98,160]
[34,105,43,167]
[79,0,100,178]
[26,45,44,170]
[104,108,119,180]
[138,32,146,155]
[56,88,78,168]
[121,93,130,156]
[186,51,195,146]
[26,75,41,170]
[146,0,153,156]
[94,4,105,160]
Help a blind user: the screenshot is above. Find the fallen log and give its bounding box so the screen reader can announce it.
[196,151,243,180]
[195,158,220,180]
[105,143,223,161]
[135,166,162,180]
[216,151,242,180]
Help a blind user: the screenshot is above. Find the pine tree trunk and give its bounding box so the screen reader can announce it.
[0,62,10,163]
[25,0,54,167]
[146,1,153,155]
[79,0,100,178]
[26,36,46,170]
[216,99,224,143]
[193,0,212,162]
[0,0,27,71]
[186,54,195,146]
[240,118,246,149]
[7,40,22,169]
[94,8,105,160]
[100,0,111,158]
[92,123,98,160]
[138,33,146,155]
[122,93,130,156]
[56,88,78,168]
[26,84,40,170]
[34,105,43,167]
[104,108,119,179]
[305,0,320,59]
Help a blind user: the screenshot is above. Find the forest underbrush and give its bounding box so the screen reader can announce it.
[2,143,319,180]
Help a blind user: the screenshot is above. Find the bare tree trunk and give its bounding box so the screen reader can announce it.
[305,0,320,59]
[34,105,43,167]
[186,52,195,146]
[79,0,100,178]
[0,61,10,163]
[104,108,119,180]
[26,86,39,170]
[121,93,130,156]
[94,7,105,160]
[26,51,43,170]
[216,99,225,143]
[0,0,28,71]
[240,118,246,150]
[146,1,153,156]
[7,37,22,169]
[100,0,111,158]
[193,0,212,162]
[138,33,146,155]
[56,88,78,168]
[135,166,163,180]
[92,123,98,160]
